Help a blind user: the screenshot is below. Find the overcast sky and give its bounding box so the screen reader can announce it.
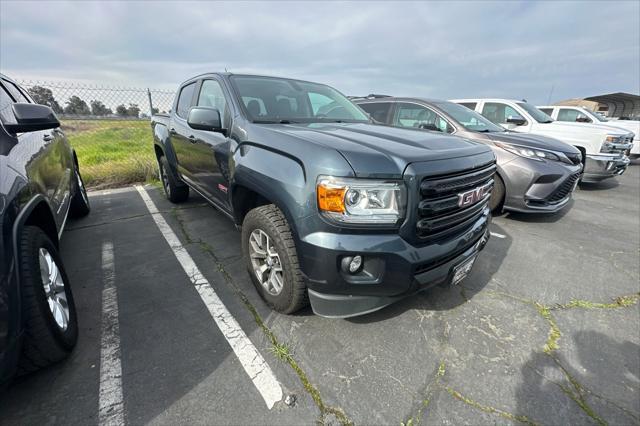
[1,0,638,104]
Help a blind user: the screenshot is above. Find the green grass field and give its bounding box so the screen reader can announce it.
[61,120,158,189]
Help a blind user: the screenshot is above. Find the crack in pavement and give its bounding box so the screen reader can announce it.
[169,206,352,426]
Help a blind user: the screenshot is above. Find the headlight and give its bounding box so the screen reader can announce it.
[494,142,564,162]
[605,135,621,143]
[316,176,405,225]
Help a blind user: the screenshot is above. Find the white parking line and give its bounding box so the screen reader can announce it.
[98,241,125,426]
[490,231,506,239]
[135,185,283,409]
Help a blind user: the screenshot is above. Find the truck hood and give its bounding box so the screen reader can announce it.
[595,122,638,137]
[256,122,492,177]
[541,120,628,136]
[486,131,580,154]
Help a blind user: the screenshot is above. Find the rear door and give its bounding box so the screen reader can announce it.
[1,79,70,228]
[170,81,198,183]
[189,78,232,209]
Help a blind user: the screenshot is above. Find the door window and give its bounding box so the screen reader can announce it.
[358,102,393,123]
[0,84,17,124]
[481,102,524,125]
[458,102,477,111]
[2,80,30,103]
[176,82,196,118]
[394,103,452,133]
[557,108,591,123]
[198,80,229,125]
[538,108,554,116]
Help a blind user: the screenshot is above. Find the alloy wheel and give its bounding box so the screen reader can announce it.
[38,248,70,331]
[249,229,284,296]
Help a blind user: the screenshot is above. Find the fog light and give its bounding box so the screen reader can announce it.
[341,255,363,274]
[349,255,363,273]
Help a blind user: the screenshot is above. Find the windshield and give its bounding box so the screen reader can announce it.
[435,101,505,132]
[517,102,554,123]
[230,75,369,123]
[592,111,609,122]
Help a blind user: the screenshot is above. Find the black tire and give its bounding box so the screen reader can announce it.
[70,163,90,218]
[242,204,308,314]
[17,226,78,375]
[489,173,505,213]
[159,156,189,203]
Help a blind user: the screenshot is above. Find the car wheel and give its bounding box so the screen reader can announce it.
[17,226,78,375]
[159,156,189,203]
[242,204,308,314]
[489,174,505,212]
[70,163,91,218]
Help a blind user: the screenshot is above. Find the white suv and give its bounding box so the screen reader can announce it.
[452,99,631,182]
[537,105,638,158]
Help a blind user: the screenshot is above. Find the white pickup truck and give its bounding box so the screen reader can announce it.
[537,105,639,158]
[452,99,632,182]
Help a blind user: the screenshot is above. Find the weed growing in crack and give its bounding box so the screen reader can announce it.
[170,206,352,426]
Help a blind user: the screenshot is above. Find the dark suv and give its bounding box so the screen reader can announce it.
[152,74,495,318]
[0,74,90,385]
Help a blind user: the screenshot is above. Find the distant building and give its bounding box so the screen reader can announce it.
[554,92,639,119]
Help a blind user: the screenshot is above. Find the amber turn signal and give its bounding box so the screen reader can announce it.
[317,182,346,213]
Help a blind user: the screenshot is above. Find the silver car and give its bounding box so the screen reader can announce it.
[355,97,584,213]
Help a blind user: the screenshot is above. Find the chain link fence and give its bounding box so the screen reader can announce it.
[19,80,176,189]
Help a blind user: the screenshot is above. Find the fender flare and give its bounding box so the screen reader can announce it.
[10,194,58,336]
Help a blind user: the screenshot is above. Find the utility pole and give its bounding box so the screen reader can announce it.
[546,84,555,105]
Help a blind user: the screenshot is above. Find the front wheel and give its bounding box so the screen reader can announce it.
[241,205,308,314]
[489,174,505,212]
[17,226,78,375]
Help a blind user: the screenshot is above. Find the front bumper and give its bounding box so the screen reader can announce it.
[582,153,630,182]
[298,209,491,318]
[500,157,583,213]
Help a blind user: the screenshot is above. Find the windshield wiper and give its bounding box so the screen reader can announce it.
[253,119,299,124]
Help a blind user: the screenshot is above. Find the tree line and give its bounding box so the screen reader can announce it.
[26,85,159,117]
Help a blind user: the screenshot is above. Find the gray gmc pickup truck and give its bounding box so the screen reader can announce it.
[151,73,495,318]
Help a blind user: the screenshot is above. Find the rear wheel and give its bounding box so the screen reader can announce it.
[17,226,78,375]
[159,156,189,203]
[242,205,308,314]
[70,163,90,218]
[489,174,505,212]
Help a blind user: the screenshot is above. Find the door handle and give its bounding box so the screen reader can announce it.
[188,135,197,143]
[43,134,54,142]
[169,128,177,135]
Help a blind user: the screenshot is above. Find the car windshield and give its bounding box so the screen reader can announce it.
[230,75,369,123]
[434,101,505,132]
[592,111,609,122]
[517,102,554,123]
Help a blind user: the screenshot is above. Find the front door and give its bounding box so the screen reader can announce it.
[481,102,528,131]
[189,79,232,209]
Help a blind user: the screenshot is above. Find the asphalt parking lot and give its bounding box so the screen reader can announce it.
[1,164,638,426]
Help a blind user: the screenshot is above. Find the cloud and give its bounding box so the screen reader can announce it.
[1,0,638,104]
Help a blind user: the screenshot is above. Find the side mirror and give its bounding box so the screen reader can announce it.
[418,123,441,132]
[188,106,222,132]
[506,116,526,126]
[4,103,60,133]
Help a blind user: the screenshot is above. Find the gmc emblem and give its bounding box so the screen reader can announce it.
[457,182,492,208]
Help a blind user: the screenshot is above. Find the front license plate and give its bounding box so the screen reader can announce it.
[451,255,476,286]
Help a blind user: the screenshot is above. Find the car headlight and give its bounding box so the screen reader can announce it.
[605,135,621,143]
[316,176,405,225]
[494,142,564,162]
